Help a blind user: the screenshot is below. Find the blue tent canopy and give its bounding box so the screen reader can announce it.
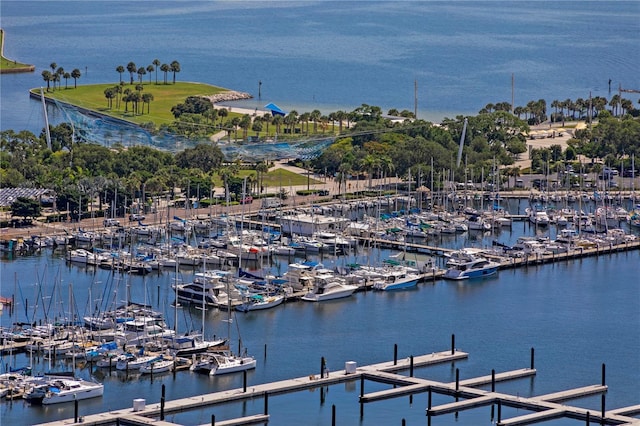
[264,103,286,116]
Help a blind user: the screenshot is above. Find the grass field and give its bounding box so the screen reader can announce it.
[37,81,230,126]
[210,168,321,189]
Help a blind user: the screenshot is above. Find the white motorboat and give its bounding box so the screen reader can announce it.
[190,352,256,376]
[139,358,174,374]
[116,353,163,371]
[24,376,104,405]
[236,293,285,312]
[444,250,500,280]
[301,274,358,302]
[372,268,421,291]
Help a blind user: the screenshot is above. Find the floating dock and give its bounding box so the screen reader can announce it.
[35,342,640,426]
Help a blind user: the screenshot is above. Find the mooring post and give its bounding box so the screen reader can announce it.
[491,369,496,392]
[410,355,414,377]
[211,414,215,426]
[601,363,606,386]
[360,375,365,418]
[264,391,269,415]
[427,389,432,426]
[586,411,590,425]
[74,399,78,423]
[394,343,398,365]
[530,347,535,370]
[162,383,165,399]
[451,334,455,355]
[332,404,336,426]
[402,419,406,426]
[601,394,605,421]
[455,368,460,391]
[157,284,160,305]
[321,356,326,379]
[160,397,165,421]
[497,400,502,423]
[264,343,267,358]
[243,370,247,392]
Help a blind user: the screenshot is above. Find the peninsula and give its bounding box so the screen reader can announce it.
[0,29,35,73]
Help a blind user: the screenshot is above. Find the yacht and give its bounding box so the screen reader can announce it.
[372,268,421,291]
[172,270,235,309]
[444,250,500,280]
[190,352,256,376]
[301,274,358,302]
[24,376,104,405]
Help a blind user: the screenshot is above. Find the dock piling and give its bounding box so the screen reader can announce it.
[160,396,165,420]
[497,400,502,423]
[601,363,606,386]
[455,368,459,391]
[332,404,336,426]
[586,411,590,425]
[394,343,398,365]
[321,356,326,378]
[264,391,269,415]
[491,369,495,392]
[530,347,535,370]
[211,414,215,426]
[360,375,365,418]
[601,394,605,422]
[410,355,414,377]
[74,399,78,423]
[451,334,455,355]
[243,370,247,392]
[264,343,267,358]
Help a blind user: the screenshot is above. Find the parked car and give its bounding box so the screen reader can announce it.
[129,213,145,221]
[622,169,637,178]
[239,196,253,204]
[103,218,120,227]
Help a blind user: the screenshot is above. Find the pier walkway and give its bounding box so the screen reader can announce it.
[36,344,640,426]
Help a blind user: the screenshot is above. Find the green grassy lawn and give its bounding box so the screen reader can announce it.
[210,168,322,189]
[36,81,230,126]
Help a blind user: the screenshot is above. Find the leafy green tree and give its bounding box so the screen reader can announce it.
[11,197,41,219]
[175,144,224,173]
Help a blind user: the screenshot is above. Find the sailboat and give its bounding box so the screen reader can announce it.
[190,178,256,375]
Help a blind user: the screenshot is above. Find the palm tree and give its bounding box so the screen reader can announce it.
[71,68,81,88]
[255,161,269,193]
[146,64,154,84]
[116,65,125,83]
[272,115,284,135]
[41,70,52,91]
[51,73,60,91]
[55,67,64,90]
[239,114,252,140]
[217,107,228,126]
[152,59,161,84]
[160,63,170,84]
[136,67,145,84]
[310,109,321,133]
[49,62,57,74]
[104,88,115,109]
[126,61,137,84]
[142,93,154,114]
[379,155,395,189]
[170,60,180,84]
[63,72,71,89]
[361,154,379,190]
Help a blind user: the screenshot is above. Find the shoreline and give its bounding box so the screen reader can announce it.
[0,29,35,74]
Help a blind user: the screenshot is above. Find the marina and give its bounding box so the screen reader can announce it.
[0,192,638,425]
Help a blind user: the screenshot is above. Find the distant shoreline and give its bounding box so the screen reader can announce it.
[0,29,35,74]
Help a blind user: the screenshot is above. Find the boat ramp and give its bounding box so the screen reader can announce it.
[35,339,640,426]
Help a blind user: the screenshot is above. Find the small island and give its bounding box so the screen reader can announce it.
[0,29,35,73]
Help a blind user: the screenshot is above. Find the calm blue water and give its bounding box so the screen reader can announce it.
[1,1,639,134]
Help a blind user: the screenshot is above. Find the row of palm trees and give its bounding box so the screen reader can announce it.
[480,94,637,124]
[104,83,154,115]
[116,59,180,85]
[41,62,82,91]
